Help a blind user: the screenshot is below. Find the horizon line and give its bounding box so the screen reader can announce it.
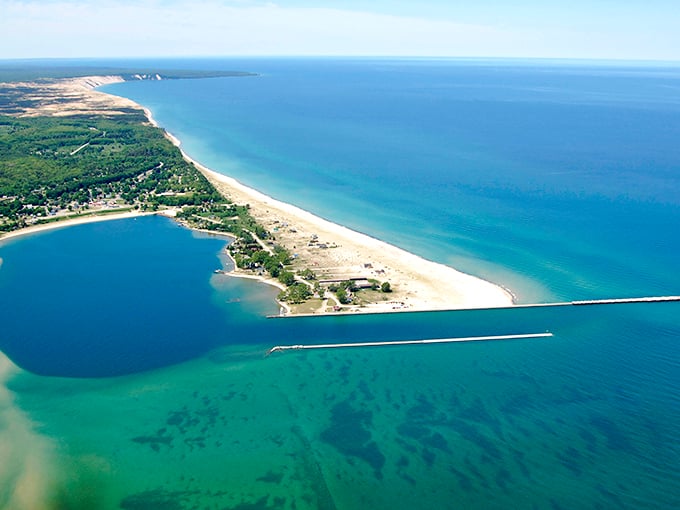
[2,55,680,67]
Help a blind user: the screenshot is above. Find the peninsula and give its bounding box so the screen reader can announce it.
[0,71,513,315]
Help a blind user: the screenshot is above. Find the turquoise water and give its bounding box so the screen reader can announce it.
[1,59,679,509]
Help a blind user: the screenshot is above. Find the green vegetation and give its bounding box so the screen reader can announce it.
[0,65,255,84]
[227,241,292,280]
[176,203,267,238]
[0,113,221,231]
[0,105,390,312]
[327,279,392,306]
[0,110,325,306]
[278,283,312,304]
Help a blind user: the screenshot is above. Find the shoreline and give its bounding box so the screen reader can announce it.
[2,76,515,315]
[0,211,162,244]
[140,105,514,313]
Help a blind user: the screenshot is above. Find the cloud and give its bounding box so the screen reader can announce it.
[0,0,515,58]
[1,0,678,60]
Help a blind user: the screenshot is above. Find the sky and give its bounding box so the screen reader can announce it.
[1,0,679,61]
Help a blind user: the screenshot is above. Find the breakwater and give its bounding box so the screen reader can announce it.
[266,332,553,356]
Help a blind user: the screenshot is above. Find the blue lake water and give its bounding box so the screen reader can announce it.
[1,58,679,509]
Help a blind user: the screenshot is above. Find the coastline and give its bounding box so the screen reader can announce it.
[0,211,164,245]
[1,75,514,314]
[141,105,514,313]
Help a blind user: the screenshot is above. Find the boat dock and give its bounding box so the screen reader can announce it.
[266,332,553,356]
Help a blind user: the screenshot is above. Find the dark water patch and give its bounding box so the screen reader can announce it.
[358,379,374,401]
[589,414,634,453]
[423,431,450,452]
[196,405,219,427]
[511,449,532,479]
[399,472,417,486]
[226,496,274,510]
[320,401,385,478]
[499,394,536,415]
[257,470,284,484]
[397,422,429,441]
[464,455,489,487]
[131,429,174,452]
[515,424,533,438]
[183,436,206,450]
[406,394,448,424]
[533,418,559,437]
[290,426,338,510]
[395,437,418,454]
[449,465,474,493]
[549,499,565,510]
[482,368,539,387]
[421,448,436,467]
[556,446,583,476]
[578,427,598,453]
[458,397,504,440]
[495,467,512,492]
[120,489,199,510]
[268,434,285,447]
[336,361,352,383]
[596,483,627,509]
[448,418,503,460]
[166,409,199,434]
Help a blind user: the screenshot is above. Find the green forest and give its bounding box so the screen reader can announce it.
[0,110,386,308]
[0,112,222,231]
[0,111,313,302]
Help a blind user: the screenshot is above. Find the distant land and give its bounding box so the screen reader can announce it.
[0,63,255,83]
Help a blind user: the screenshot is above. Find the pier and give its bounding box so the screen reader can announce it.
[570,296,680,306]
[266,332,553,356]
[267,295,680,319]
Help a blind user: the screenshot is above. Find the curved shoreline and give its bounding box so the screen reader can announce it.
[139,103,514,312]
[0,211,158,244]
[1,76,514,314]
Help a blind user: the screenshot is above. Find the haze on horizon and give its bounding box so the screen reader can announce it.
[1,0,679,62]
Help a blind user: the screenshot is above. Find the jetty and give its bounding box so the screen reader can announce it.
[570,296,680,306]
[266,332,553,356]
[267,295,680,318]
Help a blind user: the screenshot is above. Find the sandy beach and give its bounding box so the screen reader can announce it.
[152,117,514,312]
[2,75,514,314]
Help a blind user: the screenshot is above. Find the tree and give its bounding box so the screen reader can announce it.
[341,279,357,292]
[314,282,325,299]
[278,283,311,304]
[298,268,316,280]
[381,281,392,293]
[336,287,350,304]
[278,270,296,287]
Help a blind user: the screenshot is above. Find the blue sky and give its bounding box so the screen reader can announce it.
[1,0,679,61]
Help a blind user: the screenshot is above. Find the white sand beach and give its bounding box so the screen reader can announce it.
[161,130,513,312]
